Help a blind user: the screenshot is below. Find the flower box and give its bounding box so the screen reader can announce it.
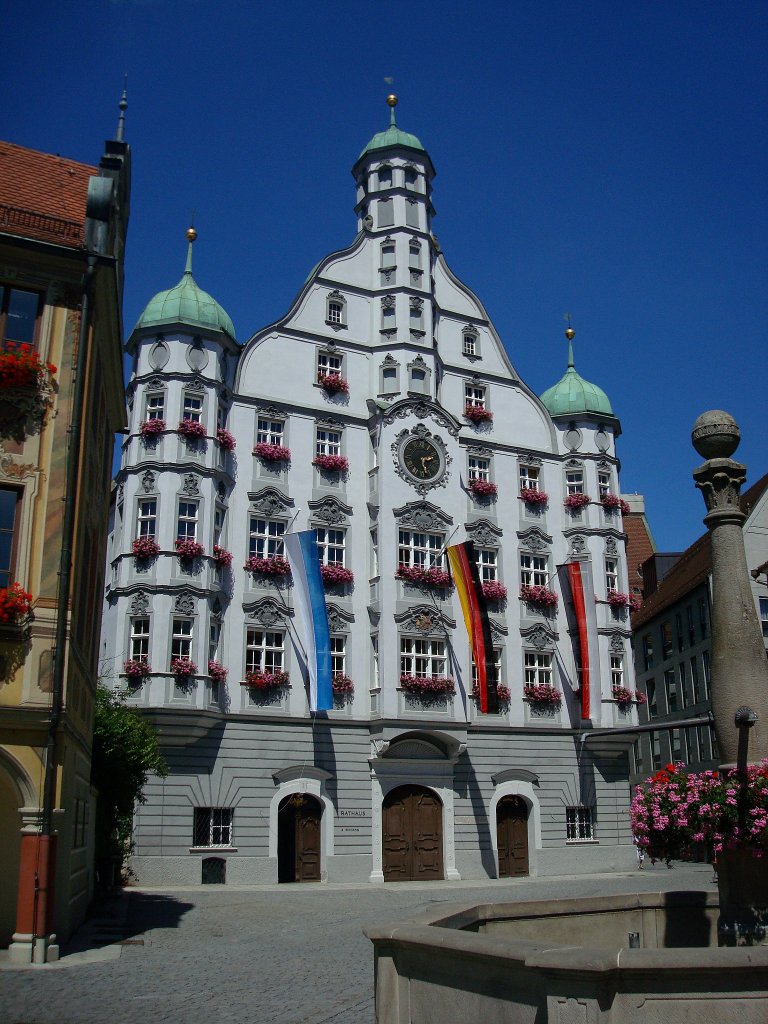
[395,565,453,589]
[481,581,508,602]
[400,674,456,697]
[607,591,641,611]
[132,537,160,559]
[175,539,204,559]
[123,659,151,678]
[243,669,290,690]
[471,683,511,704]
[0,343,56,389]
[317,372,349,394]
[244,555,292,577]
[313,454,349,472]
[524,682,562,706]
[171,657,197,678]
[177,419,207,439]
[213,545,233,567]
[635,691,648,705]
[564,493,591,510]
[464,404,493,423]
[520,488,549,507]
[139,418,166,438]
[0,582,33,623]
[601,493,631,515]
[216,428,236,451]
[319,564,354,585]
[332,673,355,695]
[612,685,635,707]
[253,442,291,462]
[519,584,558,608]
[208,660,228,683]
[468,478,497,497]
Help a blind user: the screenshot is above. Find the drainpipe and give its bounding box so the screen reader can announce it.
[35,254,96,961]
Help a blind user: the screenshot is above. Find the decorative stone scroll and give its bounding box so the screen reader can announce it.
[383,399,459,438]
[249,488,294,517]
[465,518,502,548]
[393,500,453,531]
[140,470,156,494]
[326,604,355,633]
[517,527,552,553]
[130,591,150,615]
[246,598,293,627]
[174,593,196,616]
[182,474,200,496]
[394,605,456,635]
[308,496,353,525]
[521,623,557,650]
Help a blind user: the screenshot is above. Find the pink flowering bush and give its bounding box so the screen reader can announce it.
[313,454,349,472]
[395,565,453,589]
[332,673,355,695]
[601,493,631,515]
[139,418,165,438]
[244,555,292,577]
[253,442,291,462]
[320,564,354,585]
[175,539,204,559]
[177,419,207,439]
[244,669,290,690]
[317,372,349,394]
[171,657,197,678]
[123,659,150,678]
[612,685,637,707]
[481,581,508,602]
[208,660,228,682]
[213,545,233,567]
[519,584,558,608]
[564,493,591,510]
[216,428,236,451]
[524,682,562,706]
[630,760,768,864]
[471,683,511,704]
[468,478,497,497]
[400,674,456,697]
[464,404,493,423]
[520,487,549,507]
[132,537,159,559]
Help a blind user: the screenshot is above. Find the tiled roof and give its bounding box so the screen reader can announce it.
[631,472,768,628]
[0,140,96,248]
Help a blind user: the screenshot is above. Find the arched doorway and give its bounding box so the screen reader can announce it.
[496,795,529,877]
[382,784,443,881]
[277,794,322,882]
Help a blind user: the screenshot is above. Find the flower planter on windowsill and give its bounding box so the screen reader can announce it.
[253,443,291,463]
[313,454,349,473]
[132,538,160,560]
[139,418,166,440]
[523,684,562,714]
[399,674,456,697]
[470,683,511,706]
[242,670,290,691]
[244,555,292,578]
[606,591,642,611]
[395,565,453,590]
[468,478,497,498]
[332,673,354,695]
[319,564,354,586]
[317,373,349,394]
[212,545,233,568]
[170,658,197,688]
[464,405,493,424]
[613,686,645,708]
[177,419,207,440]
[601,494,631,515]
[519,584,558,609]
[216,428,236,451]
[175,539,205,559]
[564,493,591,510]
[481,581,508,602]
[123,659,151,680]
[520,488,549,507]
[208,661,228,683]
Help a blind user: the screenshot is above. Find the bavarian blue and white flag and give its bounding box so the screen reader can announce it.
[284,530,333,712]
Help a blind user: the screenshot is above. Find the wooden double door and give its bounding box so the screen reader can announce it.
[277,794,322,882]
[497,795,530,877]
[382,785,443,881]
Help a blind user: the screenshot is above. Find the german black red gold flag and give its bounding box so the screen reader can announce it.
[447,541,499,714]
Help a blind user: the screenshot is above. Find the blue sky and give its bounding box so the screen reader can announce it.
[3,1,766,552]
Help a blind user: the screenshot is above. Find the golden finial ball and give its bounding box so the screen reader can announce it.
[386,94,398,107]
[565,327,575,341]
[186,227,198,242]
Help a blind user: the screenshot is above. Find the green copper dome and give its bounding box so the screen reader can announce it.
[540,334,614,418]
[359,96,425,158]
[135,232,235,340]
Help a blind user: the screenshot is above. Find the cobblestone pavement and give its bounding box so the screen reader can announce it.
[0,863,715,1024]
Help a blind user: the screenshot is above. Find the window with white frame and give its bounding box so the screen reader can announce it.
[468,455,490,482]
[248,517,285,558]
[213,506,225,548]
[209,620,221,667]
[217,404,227,431]
[144,391,165,421]
[256,417,284,446]
[315,526,346,566]
[193,807,233,848]
[598,469,611,499]
[171,618,193,661]
[182,392,203,423]
[566,806,595,841]
[566,467,584,494]
[524,650,553,687]
[325,292,346,325]
[317,350,343,382]
[177,500,199,542]
[398,529,445,570]
[378,198,394,228]
[462,330,478,357]
[760,597,768,638]
[476,547,498,583]
[610,654,624,690]
[316,428,342,457]
[605,558,619,594]
[471,647,502,689]
[464,382,486,409]
[137,498,157,538]
[371,634,379,689]
[519,463,540,492]
[130,617,150,663]
[330,635,346,675]
[520,553,548,587]
[400,636,446,678]
[409,241,421,270]
[245,628,284,674]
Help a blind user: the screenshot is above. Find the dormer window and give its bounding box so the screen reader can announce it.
[325,290,347,327]
[462,328,480,358]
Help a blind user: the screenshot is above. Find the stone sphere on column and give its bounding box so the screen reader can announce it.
[691,410,740,460]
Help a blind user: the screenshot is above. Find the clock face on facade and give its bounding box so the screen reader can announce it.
[402,436,443,482]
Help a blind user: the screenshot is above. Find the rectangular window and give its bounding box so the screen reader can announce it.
[400,636,446,678]
[245,628,284,674]
[408,243,421,270]
[464,382,486,409]
[565,469,584,495]
[661,622,673,659]
[610,654,624,690]
[598,471,611,499]
[398,529,445,570]
[317,351,342,379]
[171,618,193,661]
[472,647,502,689]
[315,428,342,457]
[213,506,225,548]
[699,597,708,640]
[256,417,284,446]
[0,486,21,589]
[652,731,662,769]
[760,597,768,639]
[687,727,700,763]
[145,392,165,422]
[642,634,654,670]
[182,393,203,424]
[315,526,346,566]
[476,547,498,583]
[675,613,684,652]
[193,807,233,848]
[605,558,619,594]
[377,198,394,228]
[381,301,396,331]
[405,200,419,228]
[208,620,221,701]
[177,500,199,542]
[665,668,678,713]
[130,617,150,663]
[462,332,477,357]
[686,605,696,646]
[248,517,285,558]
[468,456,490,482]
[409,303,423,330]
[678,661,688,707]
[0,285,42,346]
[646,678,657,718]
[381,243,396,269]
[520,553,548,587]
[519,464,540,492]
[671,728,683,760]
[524,650,552,687]
[330,635,346,676]
[137,498,157,539]
[327,301,343,324]
[632,739,645,775]
[690,657,703,703]
[701,650,710,697]
[566,806,594,841]
[698,725,711,762]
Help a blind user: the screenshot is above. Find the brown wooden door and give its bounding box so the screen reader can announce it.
[383,785,443,881]
[278,795,322,882]
[497,796,529,877]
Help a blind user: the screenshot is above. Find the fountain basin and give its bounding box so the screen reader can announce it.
[366,891,768,1023]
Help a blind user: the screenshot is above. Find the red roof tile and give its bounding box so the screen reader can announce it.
[0,140,97,248]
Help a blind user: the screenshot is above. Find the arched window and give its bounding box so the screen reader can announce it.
[378,164,392,189]
[326,290,347,327]
[404,165,418,190]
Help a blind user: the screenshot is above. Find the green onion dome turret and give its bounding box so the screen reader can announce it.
[540,326,614,418]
